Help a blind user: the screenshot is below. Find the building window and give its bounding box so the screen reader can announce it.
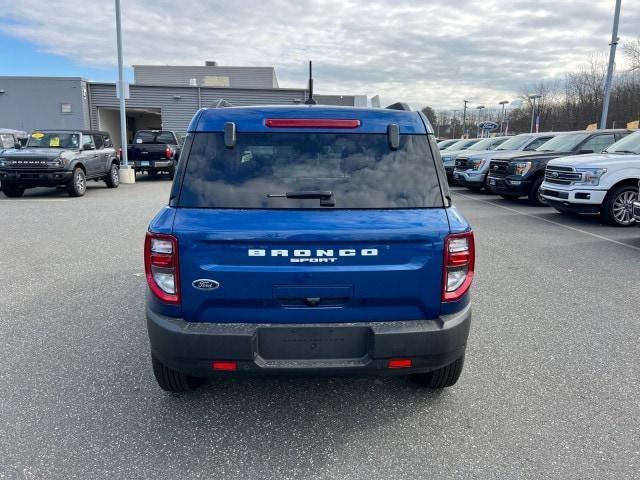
[61,103,72,114]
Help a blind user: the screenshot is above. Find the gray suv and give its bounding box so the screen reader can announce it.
[0,130,119,197]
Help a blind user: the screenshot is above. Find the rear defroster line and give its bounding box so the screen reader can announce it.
[455,191,640,253]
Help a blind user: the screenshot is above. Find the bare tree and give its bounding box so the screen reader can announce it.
[624,38,640,72]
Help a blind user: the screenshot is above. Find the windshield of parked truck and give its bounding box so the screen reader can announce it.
[134,131,176,144]
[495,135,531,150]
[604,131,640,154]
[536,133,589,152]
[26,132,80,149]
[467,137,508,151]
[178,132,444,209]
[448,139,481,150]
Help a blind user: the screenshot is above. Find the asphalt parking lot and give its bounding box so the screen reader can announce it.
[1,179,639,480]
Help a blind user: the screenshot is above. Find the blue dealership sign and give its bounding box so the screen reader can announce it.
[478,121,499,130]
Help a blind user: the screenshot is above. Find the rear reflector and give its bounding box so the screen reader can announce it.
[212,361,238,371]
[388,358,412,369]
[265,119,361,129]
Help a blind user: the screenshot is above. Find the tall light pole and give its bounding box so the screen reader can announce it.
[476,105,485,137]
[499,100,509,134]
[529,94,542,133]
[115,0,134,183]
[451,109,459,138]
[463,99,471,138]
[601,0,622,129]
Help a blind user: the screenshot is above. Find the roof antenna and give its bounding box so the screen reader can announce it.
[304,61,317,105]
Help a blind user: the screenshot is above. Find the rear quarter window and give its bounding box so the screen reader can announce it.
[177,132,444,209]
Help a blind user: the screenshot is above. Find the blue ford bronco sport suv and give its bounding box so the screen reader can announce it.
[145,104,474,392]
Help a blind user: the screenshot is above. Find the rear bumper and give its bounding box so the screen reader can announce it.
[0,169,72,186]
[132,160,172,169]
[147,304,471,377]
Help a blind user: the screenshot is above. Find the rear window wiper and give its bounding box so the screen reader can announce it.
[267,190,335,207]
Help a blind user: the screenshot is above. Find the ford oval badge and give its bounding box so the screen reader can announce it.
[192,279,220,290]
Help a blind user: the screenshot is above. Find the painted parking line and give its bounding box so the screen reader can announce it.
[455,191,640,253]
[0,199,69,203]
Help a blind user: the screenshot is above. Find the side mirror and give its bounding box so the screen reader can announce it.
[82,144,95,151]
[14,142,21,149]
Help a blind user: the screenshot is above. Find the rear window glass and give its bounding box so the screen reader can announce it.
[178,132,444,209]
[134,131,176,144]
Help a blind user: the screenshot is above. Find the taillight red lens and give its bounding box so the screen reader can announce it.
[265,119,361,129]
[388,358,412,369]
[212,361,238,371]
[118,147,122,159]
[442,232,475,302]
[165,146,172,159]
[144,232,180,304]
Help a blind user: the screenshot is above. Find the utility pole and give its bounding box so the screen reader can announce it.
[529,94,542,133]
[476,105,485,138]
[499,101,509,134]
[462,100,470,138]
[115,0,134,183]
[600,0,622,129]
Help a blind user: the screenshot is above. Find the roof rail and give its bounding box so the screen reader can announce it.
[385,102,412,111]
[213,99,233,108]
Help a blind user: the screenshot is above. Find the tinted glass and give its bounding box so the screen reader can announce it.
[179,132,444,209]
[495,135,531,151]
[524,136,554,150]
[581,134,616,153]
[103,136,113,148]
[447,139,479,150]
[93,135,104,150]
[606,131,640,154]
[27,132,80,149]
[135,131,176,144]
[536,133,589,152]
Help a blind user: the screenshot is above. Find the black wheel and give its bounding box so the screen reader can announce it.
[104,162,120,188]
[527,176,546,206]
[601,185,638,227]
[67,167,86,197]
[2,182,25,198]
[168,165,176,180]
[412,354,465,388]
[151,355,201,392]
[499,194,519,200]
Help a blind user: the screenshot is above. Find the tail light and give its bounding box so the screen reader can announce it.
[117,147,122,159]
[265,119,361,128]
[144,232,180,304]
[442,231,475,302]
[165,146,173,159]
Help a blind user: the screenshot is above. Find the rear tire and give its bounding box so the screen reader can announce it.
[2,183,25,198]
[168,164,176,180]
[104,162,120,188]
[151,355,201,393]
[67,167,86,197]
[528,176,546,206]
[413,354,465,388]
[600,185,638,227]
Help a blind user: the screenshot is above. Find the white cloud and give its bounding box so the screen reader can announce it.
[0,0,638,109]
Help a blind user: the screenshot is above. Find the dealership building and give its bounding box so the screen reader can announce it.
[0,62,368,148]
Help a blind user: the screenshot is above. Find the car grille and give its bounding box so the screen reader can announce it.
[5,158,57,169]
[455,157,471,169]
[545,166,582,185]
[488,160,509,178]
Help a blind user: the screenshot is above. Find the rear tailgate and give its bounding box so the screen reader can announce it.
[129,144,169,163]
[174,209,449,324]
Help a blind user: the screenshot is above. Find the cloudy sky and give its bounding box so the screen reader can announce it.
[0,0,638,110]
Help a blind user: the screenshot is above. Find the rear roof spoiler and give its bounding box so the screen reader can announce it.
[385,102,411,111]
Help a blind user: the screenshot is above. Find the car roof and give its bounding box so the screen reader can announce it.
[190,105,430,135]
[31,129,110,135]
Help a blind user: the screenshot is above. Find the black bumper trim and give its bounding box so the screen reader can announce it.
[147,305,471,377]
[545,198,600,214]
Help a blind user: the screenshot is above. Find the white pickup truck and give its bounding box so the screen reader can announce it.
[540,131,640,227]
